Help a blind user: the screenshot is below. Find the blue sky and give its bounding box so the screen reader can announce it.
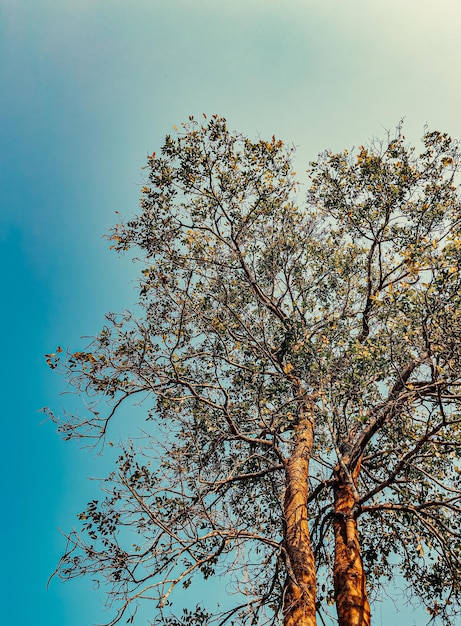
[2,1,461,625]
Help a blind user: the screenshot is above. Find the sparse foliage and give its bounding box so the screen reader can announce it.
[47,116,461,626]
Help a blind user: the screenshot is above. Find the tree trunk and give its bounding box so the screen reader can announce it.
[333,467,371,626]
[283,413,317,626]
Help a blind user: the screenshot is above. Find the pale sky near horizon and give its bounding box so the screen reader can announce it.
[2,1,461,625]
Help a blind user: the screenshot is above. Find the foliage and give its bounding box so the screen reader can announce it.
[47,115,461,625]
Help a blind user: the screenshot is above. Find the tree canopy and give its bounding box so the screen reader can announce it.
[47,116,461,626]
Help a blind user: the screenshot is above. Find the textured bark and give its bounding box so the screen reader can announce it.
[333,467,371,626]
[283,413,317,626]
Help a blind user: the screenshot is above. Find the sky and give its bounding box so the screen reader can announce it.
[2,1,461,625]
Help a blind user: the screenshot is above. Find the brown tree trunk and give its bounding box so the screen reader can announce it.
[333,467,371,626]
[283,412,317,626]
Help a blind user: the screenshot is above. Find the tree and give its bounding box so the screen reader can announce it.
[46,116,461,626]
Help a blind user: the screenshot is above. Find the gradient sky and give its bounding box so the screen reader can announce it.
[2,1,461,625]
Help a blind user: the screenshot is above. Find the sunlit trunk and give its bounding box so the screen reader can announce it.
[283,413,317,626]
[333,467,371,626]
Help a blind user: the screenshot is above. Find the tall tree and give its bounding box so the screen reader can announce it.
[47,116,461,626]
